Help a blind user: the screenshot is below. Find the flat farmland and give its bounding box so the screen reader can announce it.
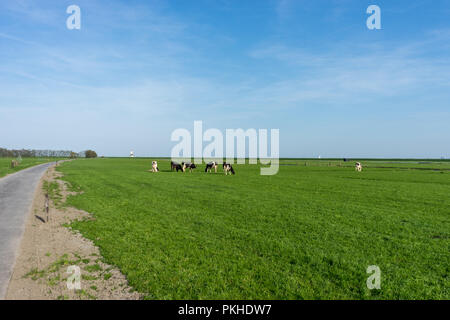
[56,158,449,299]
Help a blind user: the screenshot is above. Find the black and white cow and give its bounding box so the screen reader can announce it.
[182,162,197,173]
[205,161,218,173]
[171,161,183,172]
[223,162,235,175]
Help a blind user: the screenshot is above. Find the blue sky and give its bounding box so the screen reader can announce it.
[0,0,449,158]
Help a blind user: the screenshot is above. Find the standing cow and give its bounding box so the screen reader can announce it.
[355,162,362,172]
[171,161,183,172]
[182,162,196,173]
[205,161,218,173]
[223,162,235,175]
[151,161,159,172]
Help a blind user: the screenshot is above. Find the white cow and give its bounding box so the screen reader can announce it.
[355,162,362,172]
[151,161,159,172]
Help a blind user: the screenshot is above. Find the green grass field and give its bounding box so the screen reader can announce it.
[0,157,57,178]
[56,158,449,299]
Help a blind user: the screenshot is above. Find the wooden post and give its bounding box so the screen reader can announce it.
[45,193,49,222]
[11,160,18,168]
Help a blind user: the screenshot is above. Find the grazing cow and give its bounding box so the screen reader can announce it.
[10,160,19,168]
[223,162,235,175]
[171,161,183,172]
[151,161,159,172]
[355,162,362,172]
[182,162,196,173]
[205,161,218,173]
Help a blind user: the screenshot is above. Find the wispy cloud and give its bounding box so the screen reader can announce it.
[1,0,60,24]
[247,32,450,106]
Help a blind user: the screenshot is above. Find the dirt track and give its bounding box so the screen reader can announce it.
[0,163,53,299]
[5,164,141,300]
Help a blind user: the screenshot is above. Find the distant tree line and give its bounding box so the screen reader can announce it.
[0,148,97,158]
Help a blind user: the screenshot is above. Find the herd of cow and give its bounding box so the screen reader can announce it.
[8,159,361,173]
[150,161,236,175]
[150,160,363,174]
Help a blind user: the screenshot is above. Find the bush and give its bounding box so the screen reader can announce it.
[85,150,98,158]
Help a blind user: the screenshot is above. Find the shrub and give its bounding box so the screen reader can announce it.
[85,150,98,158]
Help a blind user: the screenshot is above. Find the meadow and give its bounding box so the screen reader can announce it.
[0,157,56,178]
[57,158,449,299]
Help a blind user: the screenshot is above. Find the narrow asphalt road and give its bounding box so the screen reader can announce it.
[0,163,53,299]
